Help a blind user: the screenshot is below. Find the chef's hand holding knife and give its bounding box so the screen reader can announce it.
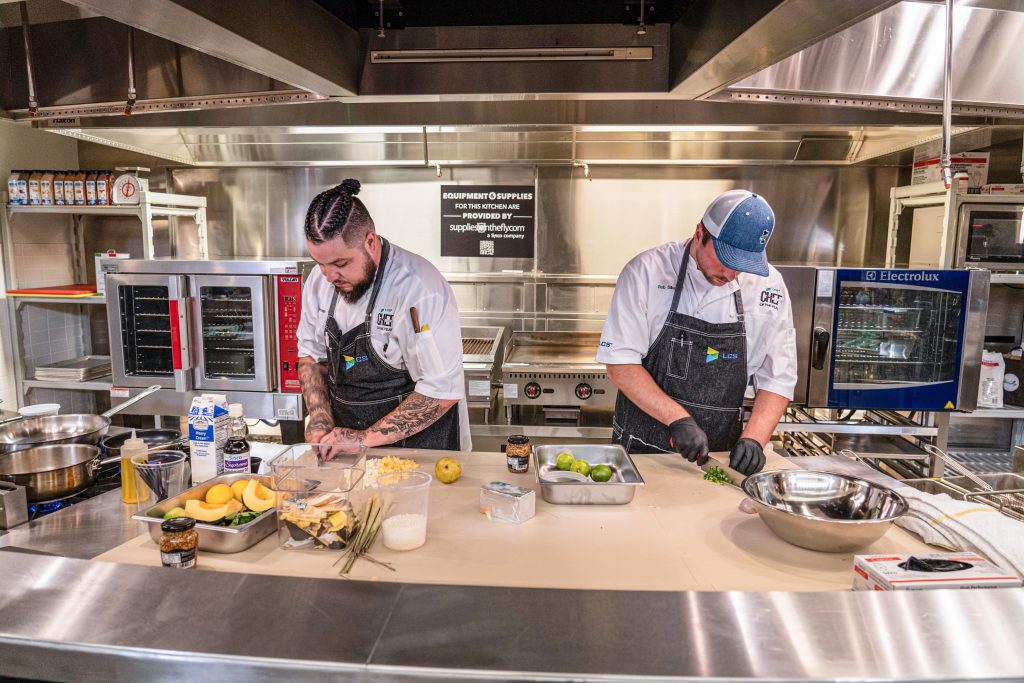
[668,417,709,465]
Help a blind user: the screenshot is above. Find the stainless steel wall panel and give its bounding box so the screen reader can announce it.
[172,164,899,271]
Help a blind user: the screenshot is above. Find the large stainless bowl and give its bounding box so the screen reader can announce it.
[741,469,908,553]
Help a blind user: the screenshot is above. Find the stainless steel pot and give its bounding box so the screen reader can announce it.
[0,385,161,455]
[0,444,116,502]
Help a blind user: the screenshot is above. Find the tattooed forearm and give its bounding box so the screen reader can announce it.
[366,392,457,446]
[298,356,334,437]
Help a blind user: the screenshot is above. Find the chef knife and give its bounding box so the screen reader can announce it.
[697,454,746,488]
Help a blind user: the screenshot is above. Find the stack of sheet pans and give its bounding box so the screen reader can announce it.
[33,356,111,382]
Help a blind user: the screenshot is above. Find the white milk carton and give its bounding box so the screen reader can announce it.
[188,393,230,484]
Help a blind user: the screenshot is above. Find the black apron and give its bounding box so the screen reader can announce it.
[324,238,461,450]
[612,241,749,454]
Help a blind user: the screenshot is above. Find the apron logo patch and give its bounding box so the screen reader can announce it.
[343,354,368,370]
[759,286,783,311]
[376,307,395,330]
[705,346,738,363]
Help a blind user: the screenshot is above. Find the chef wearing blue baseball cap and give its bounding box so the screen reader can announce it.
[597,190,797,475]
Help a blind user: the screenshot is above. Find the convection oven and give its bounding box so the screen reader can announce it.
[103,259,313,422]
[798,268,989,411]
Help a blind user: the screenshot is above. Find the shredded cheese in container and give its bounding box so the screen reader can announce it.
[364,456,420,487]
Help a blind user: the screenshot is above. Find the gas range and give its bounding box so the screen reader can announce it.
[27,460,122,521]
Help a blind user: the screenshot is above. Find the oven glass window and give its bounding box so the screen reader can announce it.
[965,208,1024,263]
[118,285,173,376]
[834,283,961,387]
[200,286,256,380]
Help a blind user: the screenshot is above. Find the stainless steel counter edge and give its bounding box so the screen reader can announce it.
[1,550,1024,682]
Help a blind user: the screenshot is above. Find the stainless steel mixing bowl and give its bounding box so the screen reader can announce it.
[741,469,908,553]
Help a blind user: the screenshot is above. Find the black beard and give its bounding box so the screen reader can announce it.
[337,256,377,304]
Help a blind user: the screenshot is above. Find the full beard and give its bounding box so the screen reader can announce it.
[336,255,377,304]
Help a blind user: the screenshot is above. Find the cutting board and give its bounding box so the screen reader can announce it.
[6,283,98,297]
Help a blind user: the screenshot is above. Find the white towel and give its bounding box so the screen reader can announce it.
[896,486,1024,578]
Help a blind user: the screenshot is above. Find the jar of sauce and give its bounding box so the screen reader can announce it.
[506,435,531,474]
[159,517,198,569]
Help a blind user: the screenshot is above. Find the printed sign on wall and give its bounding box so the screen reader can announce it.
[440,185,535,258]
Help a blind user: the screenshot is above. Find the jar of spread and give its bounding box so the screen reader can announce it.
[159,517,198,569]
[506,435,531,474]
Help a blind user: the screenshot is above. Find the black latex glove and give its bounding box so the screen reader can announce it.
[729,438,765,476]
[668,417,709,465]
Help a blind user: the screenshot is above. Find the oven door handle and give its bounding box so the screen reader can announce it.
[811,326,830,370]
[169,296,193,391]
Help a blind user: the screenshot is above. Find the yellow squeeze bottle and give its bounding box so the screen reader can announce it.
[120,430,147,504]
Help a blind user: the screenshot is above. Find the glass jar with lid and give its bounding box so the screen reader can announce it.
[506,435,531,474]
[159,517,198,569]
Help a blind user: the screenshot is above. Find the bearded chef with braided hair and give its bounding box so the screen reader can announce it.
[296,179,471,455]
[597,190,797,476]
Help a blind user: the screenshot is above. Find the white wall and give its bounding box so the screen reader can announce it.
[0,121,79,409]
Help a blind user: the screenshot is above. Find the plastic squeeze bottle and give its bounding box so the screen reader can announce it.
[120,430,147,505]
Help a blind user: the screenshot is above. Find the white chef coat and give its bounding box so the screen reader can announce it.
[298,242,471,450]
[596,240,798,400]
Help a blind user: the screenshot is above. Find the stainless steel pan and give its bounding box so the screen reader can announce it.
[0,385,161,455]
[0,444,113,502]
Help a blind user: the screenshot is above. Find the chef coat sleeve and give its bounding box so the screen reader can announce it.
[596,255,650,365]
[403,286,465,401]
[297,271,328,362]
[751,278,798,400]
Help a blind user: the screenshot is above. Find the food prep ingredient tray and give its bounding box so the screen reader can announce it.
[132,473,276,554]
[533,444,644,505]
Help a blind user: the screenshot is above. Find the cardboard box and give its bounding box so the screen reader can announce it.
[853,553,1022,591]
[95,251,130,294]
[982,184,1024,194]
[188,394,229,484]
[911,151,990,188]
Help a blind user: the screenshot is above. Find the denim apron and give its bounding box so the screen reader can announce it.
[324,238,460,450]
[612,242,748,454]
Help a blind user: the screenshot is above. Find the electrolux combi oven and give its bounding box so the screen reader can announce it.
[103,258,314,424]
[801,268,989,411]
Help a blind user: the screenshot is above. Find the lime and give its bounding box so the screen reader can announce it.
[590,464,613,483]
[570,459,591,476]
[555,452,575,470]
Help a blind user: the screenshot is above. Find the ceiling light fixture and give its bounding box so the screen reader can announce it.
[370,47,653,64]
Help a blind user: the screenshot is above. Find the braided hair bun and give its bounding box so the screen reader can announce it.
[305,178,374,245]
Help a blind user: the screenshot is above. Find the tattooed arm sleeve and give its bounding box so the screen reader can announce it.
[364,392,457,447]
[298,355,334,441]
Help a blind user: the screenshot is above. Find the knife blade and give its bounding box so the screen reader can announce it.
[698,454,746,488]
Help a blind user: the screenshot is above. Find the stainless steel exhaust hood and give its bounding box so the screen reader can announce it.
[2,0,1023,167]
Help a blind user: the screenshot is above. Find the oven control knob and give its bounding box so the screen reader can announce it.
[524,382,542,399]
[575,383,593,400]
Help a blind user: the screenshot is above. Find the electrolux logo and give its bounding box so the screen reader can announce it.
[705,346,738,363]
[865,270,939,283]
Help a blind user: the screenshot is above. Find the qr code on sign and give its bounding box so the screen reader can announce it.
[479,240,494,256]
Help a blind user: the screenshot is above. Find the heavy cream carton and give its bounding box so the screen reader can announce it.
[188,393,229,484]
[853,553,1022,591]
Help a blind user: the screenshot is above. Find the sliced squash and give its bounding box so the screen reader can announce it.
[184,498,231,523]
[242,479,275,513]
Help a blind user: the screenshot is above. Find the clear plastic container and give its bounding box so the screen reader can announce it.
[375,470,432,551]
[269,443,366,551]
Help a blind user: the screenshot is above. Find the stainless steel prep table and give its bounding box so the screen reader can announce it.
[1,457,1023,681]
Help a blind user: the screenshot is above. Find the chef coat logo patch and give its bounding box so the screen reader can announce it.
[375,306,395,330]
[705,346,738,363]
[343,354,368,371]
[759,287,783,311]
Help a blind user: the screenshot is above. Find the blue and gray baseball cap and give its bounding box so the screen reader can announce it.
[700,190,775,277]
